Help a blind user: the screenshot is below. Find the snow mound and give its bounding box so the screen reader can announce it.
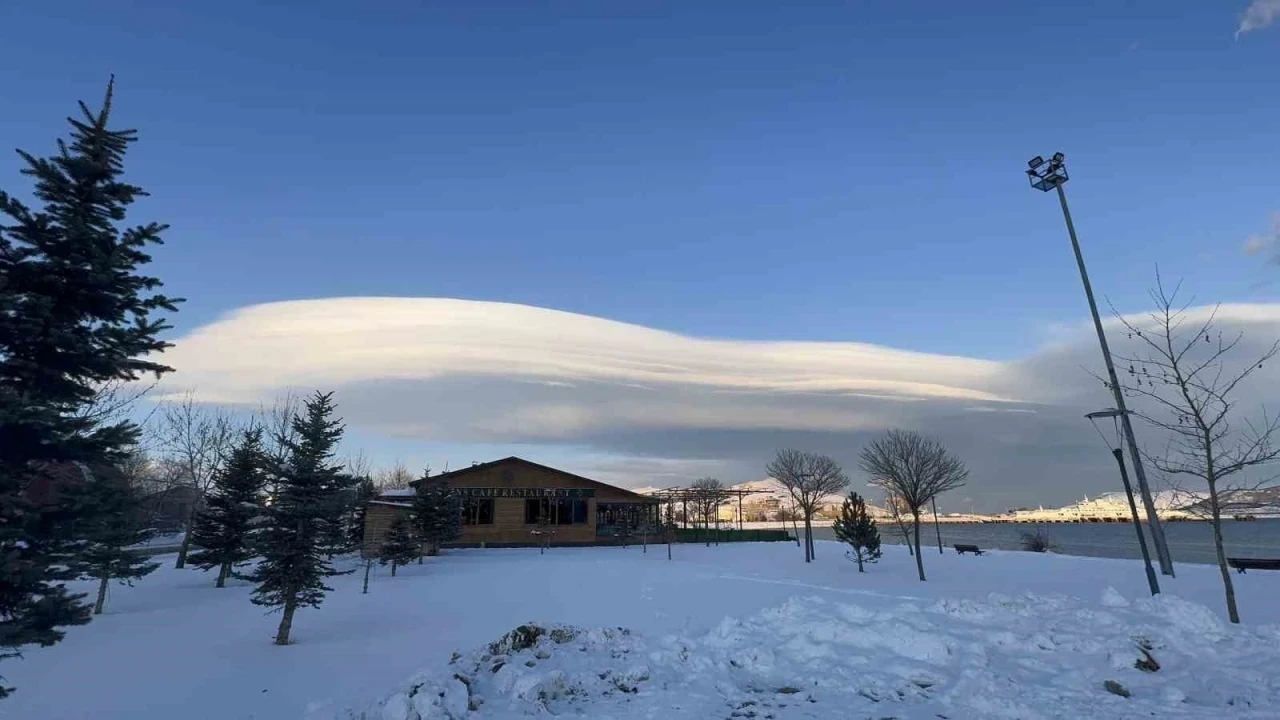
[1101,586,1130,608]
[334,594,1280,719]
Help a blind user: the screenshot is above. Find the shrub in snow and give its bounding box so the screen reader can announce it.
[1019,528,1056,553]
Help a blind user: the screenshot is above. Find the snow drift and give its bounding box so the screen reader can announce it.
[329,590,1280,720]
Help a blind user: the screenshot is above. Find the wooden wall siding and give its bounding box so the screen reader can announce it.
[362,502,418,557]
[362,458,657,551]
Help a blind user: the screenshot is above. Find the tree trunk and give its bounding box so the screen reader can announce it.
[175,507,200,569]
[855,551,864,573]
[216,561,229,588]
[1208,482,1240,623]
[932,498,943,554]
[274,599,296,645]
[391,561,398,577]
[363,560,372,594]
[95,569,109,614]
[428,540,440,557]
[803,514,813,563]
[808,526,815,560]
[912,511,926,581]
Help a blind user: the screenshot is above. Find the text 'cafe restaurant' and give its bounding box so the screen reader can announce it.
[361,456,663,550]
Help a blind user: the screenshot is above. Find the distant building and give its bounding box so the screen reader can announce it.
[362,456,662,553]
[140,485,203,532]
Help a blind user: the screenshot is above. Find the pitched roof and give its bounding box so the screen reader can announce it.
[413,456,657,502]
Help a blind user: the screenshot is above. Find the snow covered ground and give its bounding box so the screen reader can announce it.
[4,542,1279,719]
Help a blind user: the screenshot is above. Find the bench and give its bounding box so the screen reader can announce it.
[954,544,984,556]
[1227,558,1280,574]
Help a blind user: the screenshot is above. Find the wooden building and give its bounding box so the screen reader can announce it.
[362,456,662,553]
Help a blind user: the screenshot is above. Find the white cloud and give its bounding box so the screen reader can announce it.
[1237,0,1280,37]
[160,297,1008,407]
[156,297,1280,509]
[1243,213,1280,259]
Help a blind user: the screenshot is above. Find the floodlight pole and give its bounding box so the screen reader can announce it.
[1050,178,1174,577]
[1110,447,1160,595]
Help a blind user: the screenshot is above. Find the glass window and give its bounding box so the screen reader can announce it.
[525,497,588,525]
[464,498,494,525]
[555,498,572,525]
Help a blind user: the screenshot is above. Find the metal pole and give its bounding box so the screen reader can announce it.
[931,498,943,554]
[1055,183,1175,577]
[1112,448,1159,595]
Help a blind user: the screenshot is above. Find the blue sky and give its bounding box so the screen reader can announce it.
[3,1,1279,505]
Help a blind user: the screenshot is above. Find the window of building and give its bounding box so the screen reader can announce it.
[524,497,588,525]
[463,498,494,525]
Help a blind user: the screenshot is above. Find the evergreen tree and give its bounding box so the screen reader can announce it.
[66,475,160,614]
[0,80,179,695]
[832,492,881,573]
[344,475,377,555]
[247,392,348,646]
[377,514,418,577]
[188,428,266,587]
[411,474,461,559]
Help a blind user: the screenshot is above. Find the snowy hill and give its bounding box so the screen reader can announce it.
[728,478,846,508]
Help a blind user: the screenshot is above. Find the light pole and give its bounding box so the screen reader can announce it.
[1087,409,1160,596]
[1026,153,1175,577]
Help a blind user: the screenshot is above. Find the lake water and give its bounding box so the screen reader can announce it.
[810,519,1280,566]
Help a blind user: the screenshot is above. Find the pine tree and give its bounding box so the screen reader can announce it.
[65,475,160,614]
[247,392,348,645]
[344,475,377,555]
[411,474,461,559]
[0,79,179,695]
[377,514,418,577]
[832,492,881,573]
[188,429,266,587]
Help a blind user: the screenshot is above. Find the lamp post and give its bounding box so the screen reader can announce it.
[1086,409,1160,596]
[1026,153,1175,577]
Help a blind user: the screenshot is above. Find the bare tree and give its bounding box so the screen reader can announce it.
[860,430,967,581]
[689,477,728,546]
[76,378,159,428]
[1113,275,1280,624]
[346,450,373,484]
[158,391,235,568]
[766,450,848,563]
[259,391,301,477]
[374,460,415,491]
[883,489,914,557]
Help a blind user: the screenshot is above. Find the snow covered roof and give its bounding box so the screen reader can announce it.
[379,488,416,498]
[369,500,412,509]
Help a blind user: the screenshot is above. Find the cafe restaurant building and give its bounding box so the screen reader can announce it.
[362,456,663,551]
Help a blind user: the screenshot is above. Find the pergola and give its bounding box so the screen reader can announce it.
[645,486,771,531]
